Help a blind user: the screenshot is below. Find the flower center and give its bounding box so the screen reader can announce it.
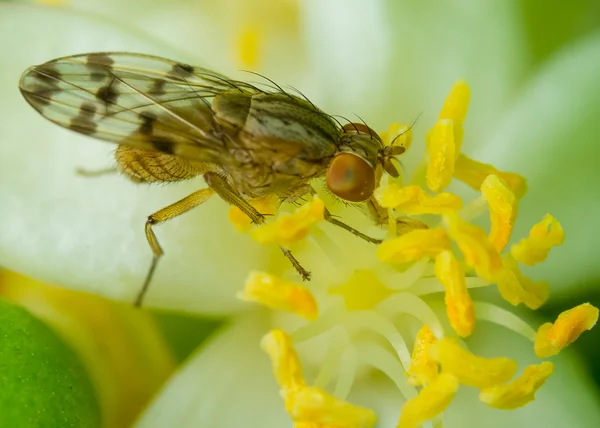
[231,80,598,428]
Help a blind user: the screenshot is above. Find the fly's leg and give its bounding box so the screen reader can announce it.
[204,172,311,281]
[323,208,382,244]
[298,185,382,244]
[138,187,216,307]
[76,166,118,177]
[366,196,428,235]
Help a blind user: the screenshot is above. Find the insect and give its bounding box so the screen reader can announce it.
[19,52,407,306]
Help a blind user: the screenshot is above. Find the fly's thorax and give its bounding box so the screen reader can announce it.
[242,93,339,160]
[212,90,253,132]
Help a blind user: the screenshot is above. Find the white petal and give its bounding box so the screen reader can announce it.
[0,4,277,314]
[472,30,600,298]
[136,311,600,428]
[135,312,290,428]
[444,322,600,427]
[300,0,529,144]
[350,324,600,427]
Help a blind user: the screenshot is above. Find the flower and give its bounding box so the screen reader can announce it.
[165,79,594,427]
[1,1,600,427]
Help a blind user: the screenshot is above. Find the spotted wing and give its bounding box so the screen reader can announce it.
[19,52,257,164]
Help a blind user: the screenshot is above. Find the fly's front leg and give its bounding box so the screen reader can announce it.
[367,196,428,236]
[301,185,383,244]
[138,187,216,307]
[204,172,310,281]
[323,208,382,244]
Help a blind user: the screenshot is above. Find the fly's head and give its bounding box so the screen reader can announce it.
[326,123,405,203]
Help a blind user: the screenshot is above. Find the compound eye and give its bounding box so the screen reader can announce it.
[326,153,375,202]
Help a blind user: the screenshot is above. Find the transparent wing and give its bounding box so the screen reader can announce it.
[19,52,258,164]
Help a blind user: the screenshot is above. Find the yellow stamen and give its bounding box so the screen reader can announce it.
[236,25,261,69]
[376,228,451,264]
[534,303,599,358]
[437,79,470,153]
[443,213,503,281]
[262,330,376,427]
[294,423,351,428]
[261,329,306,392]
[38,0,67,6]
[379,122,413,152]
[438,79,470,126]
[430,338,517,388]
[238,272,318,320]
[511,214,564,266]
[252,198,325,245]
[434,251,475,337]
[407,325,439,386]
[287,387,376,428]
[454,154,527,199]
[479,362,554,409]
[496,256,549,309]
[481,174,518,252]
[397,373,459,428]
[374,184,462,214]
[228,196,278,232]
[426,119,455,192]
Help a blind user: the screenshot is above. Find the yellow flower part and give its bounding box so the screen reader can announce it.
[37,0,67,6]
[228,196,278,232]
[481,174,518,252]
[261,329,306,392]
[407,325,439,386]
[426,119,456,192]
[511,214,565,266]
[424,79,470,193]
[534,303,599,358]
[397,373,459,428]
[454,154,528,199]
[251,197,325,245]
[287,387,376,428]
[496,256,549,309]
[294,423,351,428]
[479,362,554,410]
[443,213,503,281]
[434,251,475,337]
[329,270,394,311]
[262,330,376,427]
[431,338,517,388]
[438,79,471,130]
[379,122,413,152]
[237,26,261,69]
[226,0,302,69]
[376,228,451,264]
[238,271,318,320]
[374,184,462,214]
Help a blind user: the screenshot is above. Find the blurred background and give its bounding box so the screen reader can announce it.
[0,0,599,426]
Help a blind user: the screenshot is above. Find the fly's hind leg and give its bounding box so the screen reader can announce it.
[138,187,216,307]
[204,172,311,281]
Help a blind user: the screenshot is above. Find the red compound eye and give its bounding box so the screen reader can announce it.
[326,153,375,202]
